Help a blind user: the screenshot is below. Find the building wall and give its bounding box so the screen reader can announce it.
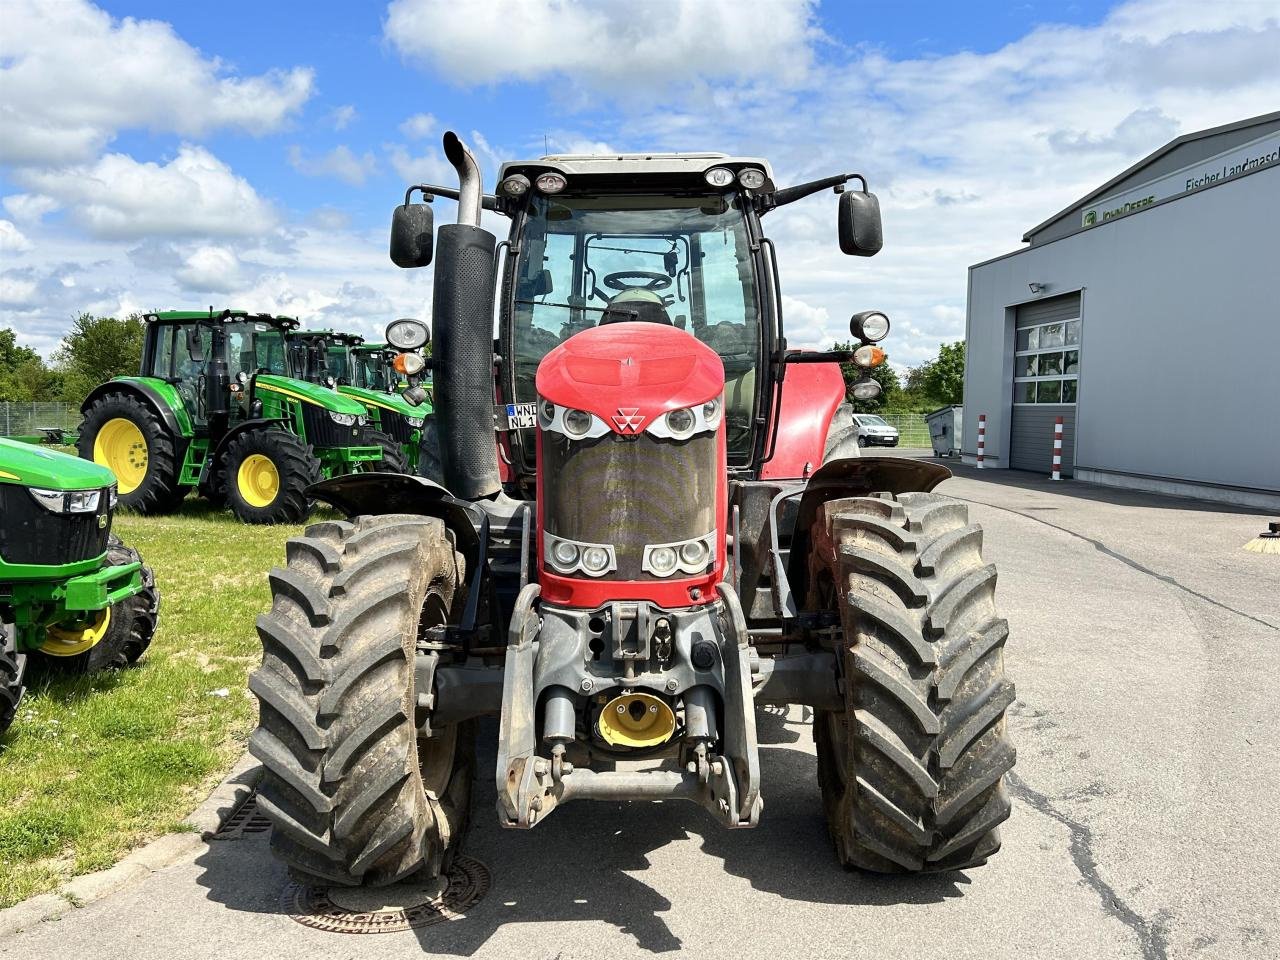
[963,164,1280,506]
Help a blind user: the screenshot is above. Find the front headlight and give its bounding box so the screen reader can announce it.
[545,534,616,577]
[643,533,716,577]
[108,484,118,509]
[405,416,424,428]
[29,487,101,514]
[329,412,357,426]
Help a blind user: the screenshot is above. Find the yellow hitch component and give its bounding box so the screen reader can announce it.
[237,453,280,508]
[94,417,148,493]
[598,691,677,749]
[43,608,112,657]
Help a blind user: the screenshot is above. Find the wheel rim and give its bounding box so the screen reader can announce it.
[94,418,148,493]
[43,608,111,656]
[416,587,456,798]
[237,454,281,508]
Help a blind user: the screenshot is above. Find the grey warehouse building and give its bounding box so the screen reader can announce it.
[962,110,1280,510]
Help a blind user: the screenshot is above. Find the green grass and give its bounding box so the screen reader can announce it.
[0,502,315,908]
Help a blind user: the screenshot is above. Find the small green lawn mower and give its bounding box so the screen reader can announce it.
[287,329,430,472]
[77,309,400,525]
[0,437,159,738]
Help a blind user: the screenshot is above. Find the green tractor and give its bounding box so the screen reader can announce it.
[1,437,159,737]
[77,309,393,525]
[286,329,428,472]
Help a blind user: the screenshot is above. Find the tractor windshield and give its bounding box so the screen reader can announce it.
[509,192,761,461]
[353,351,392,391]
[224,320,288,379]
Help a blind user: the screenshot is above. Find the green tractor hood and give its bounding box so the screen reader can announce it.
[0,436,116,491]
[338,385,432,418]
[254,375,369,415]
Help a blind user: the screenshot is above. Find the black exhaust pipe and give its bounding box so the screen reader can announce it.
[432,132,501,499]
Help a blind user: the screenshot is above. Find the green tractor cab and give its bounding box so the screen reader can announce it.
[77,309,395,524]
[288,329,429,472]
[0,438,159,738]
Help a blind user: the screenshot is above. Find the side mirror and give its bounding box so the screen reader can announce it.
[185,326,205,363]
[390,202,434,268]
[838,190,883,257]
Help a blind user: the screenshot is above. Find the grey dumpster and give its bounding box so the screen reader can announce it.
[925,405,963,457]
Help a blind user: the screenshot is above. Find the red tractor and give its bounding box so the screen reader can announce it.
[251,133,1014,886]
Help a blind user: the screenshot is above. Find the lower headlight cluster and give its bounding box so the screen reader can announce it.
[642,533,716,578]
[545,533,617,577]
[329,412,368,426]
[29,484,114,514]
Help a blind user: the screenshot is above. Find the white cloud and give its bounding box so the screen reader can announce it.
[174,245,248,293]
[15,145,277,240]
[288,145,379,186]
[387,143,454,186]
[0,0,314,166]
[2,193,60,224]
[0,220,33,253]
[330,105,358,130]
[399,112,437,140]
[0,275,39,308]
[385,0,819,96]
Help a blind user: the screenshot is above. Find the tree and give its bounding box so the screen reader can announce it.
[0,327,57,402]
[919,340,965,406]
[833,340,901,413]
[52,313,146,406]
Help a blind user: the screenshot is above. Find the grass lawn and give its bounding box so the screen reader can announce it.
[0,501,314,908]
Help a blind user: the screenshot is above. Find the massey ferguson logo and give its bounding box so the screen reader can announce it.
[612,408,645,432]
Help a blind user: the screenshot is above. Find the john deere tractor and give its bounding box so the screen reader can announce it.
[77,310,391,524]
[1,437,159,738]
[286,329,424,472]
[251,133,1014,887]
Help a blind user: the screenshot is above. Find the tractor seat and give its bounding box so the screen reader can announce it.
[599,288,673,326]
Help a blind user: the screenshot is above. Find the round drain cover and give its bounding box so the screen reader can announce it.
[285,856,491,934]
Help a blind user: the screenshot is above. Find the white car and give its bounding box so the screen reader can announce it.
[852,413,900,447]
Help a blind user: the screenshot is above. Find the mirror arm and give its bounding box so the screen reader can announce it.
[404,184,503,213]
[764,173,868,212]
[782,349,857,364]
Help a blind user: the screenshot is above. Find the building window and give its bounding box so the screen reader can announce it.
[1014,318,1079,404]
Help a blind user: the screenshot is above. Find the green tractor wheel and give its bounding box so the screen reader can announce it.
[1,614,26,739]
[78,394,185,514]
[366,428,409,473]
[37,536,160,674]
[222,429,320,525]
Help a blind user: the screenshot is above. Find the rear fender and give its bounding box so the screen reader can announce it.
[81,378,190,440]
[308,473,490,635]
[778,456,951,616]
[760,361,845,480]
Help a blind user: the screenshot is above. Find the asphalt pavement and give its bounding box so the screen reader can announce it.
[3,460,1277,960]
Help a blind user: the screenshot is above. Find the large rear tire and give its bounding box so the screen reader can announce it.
[0,613,26,739]
[78,393,186,514]
[810,492,1015,872]
[251,514,475,886]
[222,429,320,525]
[39,535,160,673]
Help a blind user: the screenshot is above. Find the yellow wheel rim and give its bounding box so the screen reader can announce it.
[93,418,148,494]
[43,608,112,657]
[237,453,280,508]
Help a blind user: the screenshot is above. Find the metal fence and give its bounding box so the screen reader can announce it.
[0,402,81,438]
[874,413,931,448]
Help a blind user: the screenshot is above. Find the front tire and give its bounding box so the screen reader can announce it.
[222,429,320,524]
[810,492,1015,873]
[1,613,26,739]
[78,393,186,514]
[251,514,475,886]
[366,428,409,473]
[40,536,160,673]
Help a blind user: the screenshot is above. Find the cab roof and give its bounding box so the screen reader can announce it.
[146,309,299,330]
[498,153,775,191]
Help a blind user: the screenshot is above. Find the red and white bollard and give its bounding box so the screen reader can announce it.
[976,414,987,469]
[1051,416,1063,481]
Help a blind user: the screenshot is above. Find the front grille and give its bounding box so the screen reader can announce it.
[380,410,417,445]
[0,484,111,567]
[301,406,371,449]
[541,431,717,580]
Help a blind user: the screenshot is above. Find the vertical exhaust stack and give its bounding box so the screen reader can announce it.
[433,131,501,499]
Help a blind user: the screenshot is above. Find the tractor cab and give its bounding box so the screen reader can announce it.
[287,329,365,388]
[350,342,403,393]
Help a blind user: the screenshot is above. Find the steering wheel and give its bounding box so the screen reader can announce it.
[604,271,672,292]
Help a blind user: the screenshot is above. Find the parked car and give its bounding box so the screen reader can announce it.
[853,413,900,447]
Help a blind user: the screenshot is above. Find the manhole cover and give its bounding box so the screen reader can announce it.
[284,856,491,934]
[210,788,272,840]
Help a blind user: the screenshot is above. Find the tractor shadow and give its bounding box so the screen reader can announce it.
[194,715,970,955]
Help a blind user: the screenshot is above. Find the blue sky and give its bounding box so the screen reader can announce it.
[2,0,1278,368]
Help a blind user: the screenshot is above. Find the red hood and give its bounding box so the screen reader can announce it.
[536,322,725,433]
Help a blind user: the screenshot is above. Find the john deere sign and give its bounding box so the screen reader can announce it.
[1082,129,1280,229]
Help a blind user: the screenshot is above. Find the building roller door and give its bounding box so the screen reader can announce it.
[1010,293,1080,475]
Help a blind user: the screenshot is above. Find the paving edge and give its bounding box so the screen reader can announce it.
[0,753,262,938]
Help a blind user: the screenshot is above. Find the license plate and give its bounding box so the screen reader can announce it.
[504,402,538,430]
